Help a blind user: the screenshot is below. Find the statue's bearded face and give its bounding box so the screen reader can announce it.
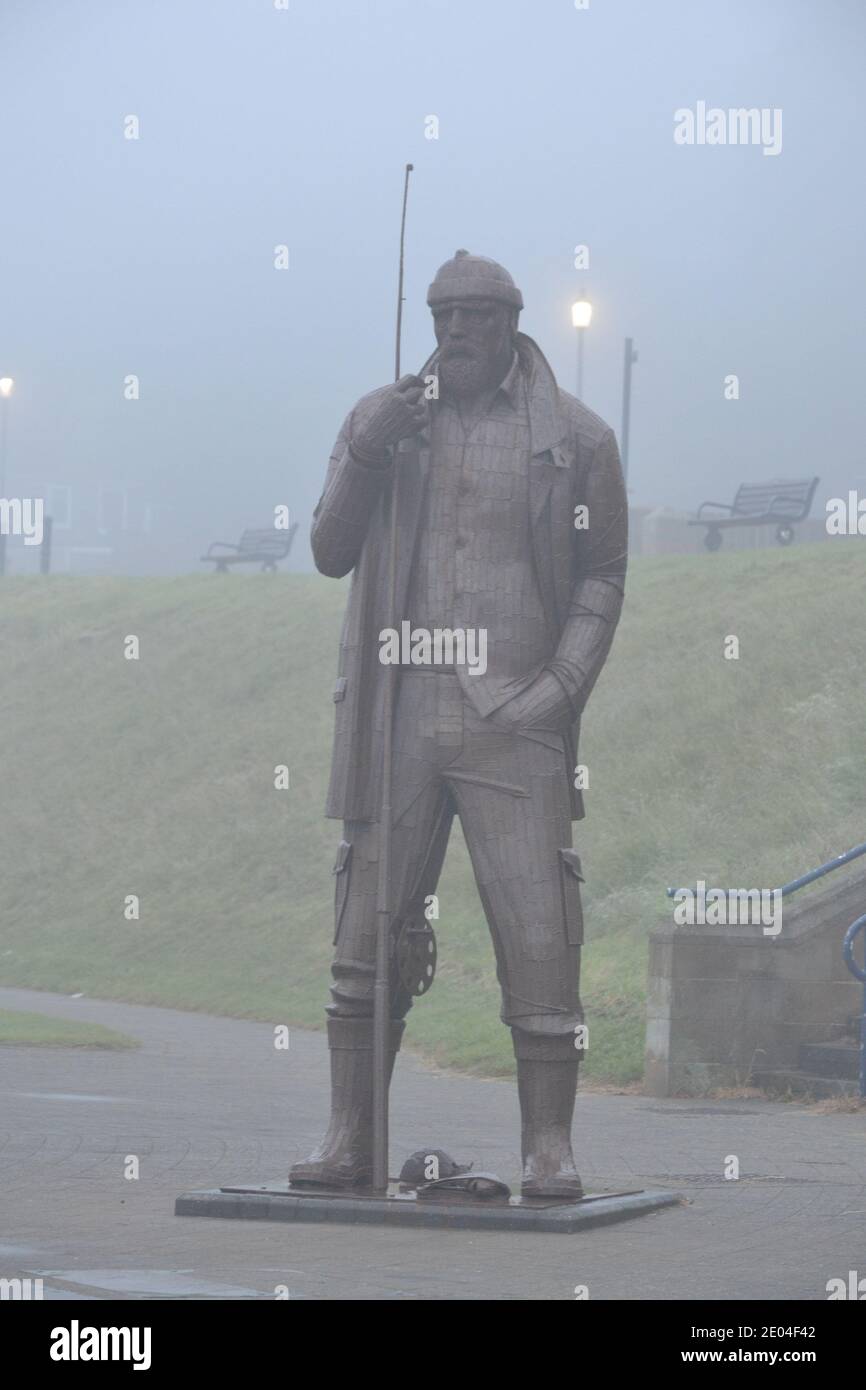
[432,299,516,398]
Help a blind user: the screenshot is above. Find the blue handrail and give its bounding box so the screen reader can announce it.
[842,915,866,1099]
[666,840,866,901]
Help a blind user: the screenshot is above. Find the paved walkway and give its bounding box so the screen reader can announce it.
[1,986,864,1300]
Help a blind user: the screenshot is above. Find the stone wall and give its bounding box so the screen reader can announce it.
[644,864,866,1095]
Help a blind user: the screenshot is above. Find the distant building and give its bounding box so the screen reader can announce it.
[3,481,186,575]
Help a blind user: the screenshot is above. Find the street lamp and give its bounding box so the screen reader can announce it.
[0,376,13,577]
[571,294,592,400]
[620,339,638,485]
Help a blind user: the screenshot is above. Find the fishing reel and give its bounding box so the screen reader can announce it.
[394,915,437,997]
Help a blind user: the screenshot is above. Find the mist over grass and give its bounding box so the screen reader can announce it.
[0,1009,136,1049]
[1,542,863,1082]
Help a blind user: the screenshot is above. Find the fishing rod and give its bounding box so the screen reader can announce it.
[372,161,413,1192]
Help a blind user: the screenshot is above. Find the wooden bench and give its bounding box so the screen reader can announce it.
[690,477,819,551]
[200,524,298,573]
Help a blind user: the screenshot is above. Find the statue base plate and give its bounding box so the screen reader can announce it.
[175,1182,682,1233]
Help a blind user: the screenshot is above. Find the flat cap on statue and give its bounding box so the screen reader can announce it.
[427,248,524,310]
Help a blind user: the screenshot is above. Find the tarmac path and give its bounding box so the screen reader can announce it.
[1,986,864,1300]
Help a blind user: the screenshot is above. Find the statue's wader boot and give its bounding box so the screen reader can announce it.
[289,1017,404,1189]
[517,1056,584,1200]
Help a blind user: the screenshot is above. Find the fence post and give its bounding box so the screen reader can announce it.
[40,515,52,575]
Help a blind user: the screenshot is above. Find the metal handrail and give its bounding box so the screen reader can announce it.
[666,840,866,902]
[842,915,866,1099]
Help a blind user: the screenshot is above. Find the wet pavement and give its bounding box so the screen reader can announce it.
[1,986,864,1300]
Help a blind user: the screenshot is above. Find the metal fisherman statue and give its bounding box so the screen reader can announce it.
[291,250,628,1198]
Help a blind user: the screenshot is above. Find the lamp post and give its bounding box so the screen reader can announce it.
[571,293,592,400]
[0,376,13,578]
[620,339,638,486]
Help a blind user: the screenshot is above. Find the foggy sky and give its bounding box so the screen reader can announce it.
[1,0,864,570]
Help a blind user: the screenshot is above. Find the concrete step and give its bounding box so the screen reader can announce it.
[799,1041,861,1080]
[752,1068,861,1101]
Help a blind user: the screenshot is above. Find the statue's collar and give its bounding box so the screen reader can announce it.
[416,333,567,461]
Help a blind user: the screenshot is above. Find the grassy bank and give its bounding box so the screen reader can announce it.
[1,541,863,1081]
[0,1009,137,1049]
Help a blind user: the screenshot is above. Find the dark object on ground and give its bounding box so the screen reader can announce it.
[399,1149,471,1186]
[690,477,819,551]
[415,1172,511,1201]
[200,524,298,572]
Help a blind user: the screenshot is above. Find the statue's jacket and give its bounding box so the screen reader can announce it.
[311,333,628,824]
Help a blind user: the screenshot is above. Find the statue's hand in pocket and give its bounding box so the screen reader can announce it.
[493,670,572,734]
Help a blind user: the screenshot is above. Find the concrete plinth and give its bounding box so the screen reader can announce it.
[175,1181,682,1233]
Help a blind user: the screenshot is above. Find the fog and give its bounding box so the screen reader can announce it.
[1,0,863,571]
